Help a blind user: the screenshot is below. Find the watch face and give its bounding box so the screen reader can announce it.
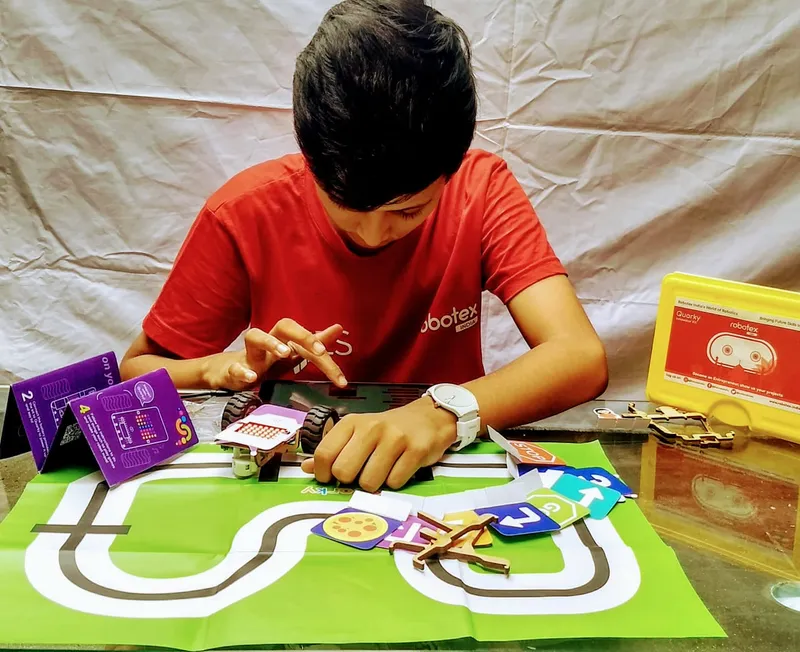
[432,384,475,409]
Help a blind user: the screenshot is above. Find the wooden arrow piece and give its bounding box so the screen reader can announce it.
[389,512,510,574]
[444,544,511,575]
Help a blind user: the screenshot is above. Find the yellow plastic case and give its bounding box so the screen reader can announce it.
[646,272,800,442]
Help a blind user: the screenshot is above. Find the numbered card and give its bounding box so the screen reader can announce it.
[562,467,636,498]
[0,352,121,468]
[40,368,197,486]
[525,489,589,528]
[475,502,560,537]
[552,473,622,520]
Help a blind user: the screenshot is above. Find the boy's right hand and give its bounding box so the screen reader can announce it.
[203,319,347,391]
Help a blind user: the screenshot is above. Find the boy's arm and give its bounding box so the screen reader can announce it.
[120,331,218,389]
[121,322,349,391]
[463,156,607,427]
[302,274,607,491]
[463,274,608,430]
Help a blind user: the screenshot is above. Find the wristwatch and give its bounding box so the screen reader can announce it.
[424,383,480,451]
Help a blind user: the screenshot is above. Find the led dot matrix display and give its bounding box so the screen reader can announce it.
[234,422,290,442]
[135,411,159,442]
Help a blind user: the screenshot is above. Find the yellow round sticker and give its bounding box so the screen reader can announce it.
[322,511,389,543]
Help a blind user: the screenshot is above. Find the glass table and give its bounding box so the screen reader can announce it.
[1,388,799,651]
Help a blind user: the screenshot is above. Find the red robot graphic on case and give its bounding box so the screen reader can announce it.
[706,333,777,375]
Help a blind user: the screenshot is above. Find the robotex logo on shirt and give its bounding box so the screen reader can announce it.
[420,303,478,334]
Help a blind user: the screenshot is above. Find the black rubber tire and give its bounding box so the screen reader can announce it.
[298,405,340,454]
[220,391,264,431]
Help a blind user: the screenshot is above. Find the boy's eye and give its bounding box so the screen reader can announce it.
[395,208,424,219]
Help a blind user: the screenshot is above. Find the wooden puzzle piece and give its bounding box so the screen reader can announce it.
[654,406,707,421]
[650,421,734,448]
[621,402,651,420]
[443,510,493,547]
[415,513,494,564]
[389,512,510,574]
[418,514,511,574]
[620,403,735,448]
[622,402,706,423]
[677,431,735,448]
[442,541,511,575]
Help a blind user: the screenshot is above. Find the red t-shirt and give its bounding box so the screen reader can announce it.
[143,149,566,384]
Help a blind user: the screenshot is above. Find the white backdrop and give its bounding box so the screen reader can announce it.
[2,0,799,399]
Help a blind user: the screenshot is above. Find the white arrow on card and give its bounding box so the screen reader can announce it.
[578,487,605,506]
[499,507,542,528]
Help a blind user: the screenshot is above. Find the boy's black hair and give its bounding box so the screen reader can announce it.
[293,0,477,212]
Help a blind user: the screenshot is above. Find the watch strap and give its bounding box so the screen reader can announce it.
[425,385,480,451]
[449,413,480,451]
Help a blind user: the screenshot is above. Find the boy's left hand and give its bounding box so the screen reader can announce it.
[299,397,458,492]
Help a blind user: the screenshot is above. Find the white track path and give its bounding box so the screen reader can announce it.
[24,451,640,618]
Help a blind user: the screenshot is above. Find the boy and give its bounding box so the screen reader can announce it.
[121,0,608,492]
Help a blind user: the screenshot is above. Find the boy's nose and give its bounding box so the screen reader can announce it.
[357,215,390,247]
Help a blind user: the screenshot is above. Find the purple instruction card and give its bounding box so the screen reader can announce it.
[0,352,120,468]
[40,368,197,486]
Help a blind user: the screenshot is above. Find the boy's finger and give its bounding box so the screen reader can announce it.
[228,362,257,385]
[309,351,348,388]
[268,320,347,386]
[328,425,381,486]
[306,324,345,367]
[385,449,425,490]
[287,341,347,388]
[357,434,405,493]
[264,333,292,358]
[288,325,342,363]
[273,319,331,357]
[243,328,275,366]
[316,323,344,346]
[311,418,356,484]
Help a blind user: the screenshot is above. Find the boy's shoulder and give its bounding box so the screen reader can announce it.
[451,149,512,187]
[206,153,307,213]
[460,148,507,169]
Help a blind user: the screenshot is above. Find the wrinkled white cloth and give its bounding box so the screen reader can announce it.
[2,1,799,401]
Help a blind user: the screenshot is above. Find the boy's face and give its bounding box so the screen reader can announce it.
[316,177,446,253]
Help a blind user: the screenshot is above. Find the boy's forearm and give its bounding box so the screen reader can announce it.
[120,352,217,389]
[464,338,608,431]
